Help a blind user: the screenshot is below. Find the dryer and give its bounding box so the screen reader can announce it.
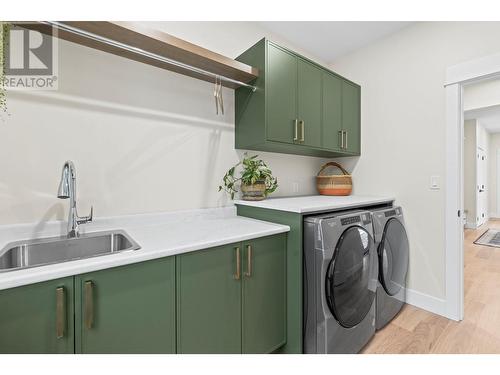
[304,210,378,354]
[371,206,409,330]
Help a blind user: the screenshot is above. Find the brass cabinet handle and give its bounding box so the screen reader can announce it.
[299,120,305,142]
[234,247,241,280]
[56,287,65,339]
[84,281,94,330]
[244,245,253,277]
[344,130,348,149]
[293,119,299,142]
[339,130,344,149]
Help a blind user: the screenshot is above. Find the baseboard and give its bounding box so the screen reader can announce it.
[490,213,500,219]
[464,221,477,229]
[405,288,447,317]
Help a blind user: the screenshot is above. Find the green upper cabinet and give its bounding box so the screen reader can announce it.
[242,235,286,354]
[267,43,298,144]
[75,258,176,354]
[297,59,322,148]
[236,38,361,157]
[322,71,343,151]
[176,243,242,354]
[341,80,361,154]
[0,277,75,354]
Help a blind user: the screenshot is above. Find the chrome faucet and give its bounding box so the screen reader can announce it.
[57,161,93,238]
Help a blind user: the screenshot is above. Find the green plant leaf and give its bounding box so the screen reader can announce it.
[219,154,277,200]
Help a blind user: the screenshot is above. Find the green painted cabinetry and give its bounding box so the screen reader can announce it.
[242,235,286,353]
[267,43,297,144]
[235,38,361,157]
[322,71,343,151]
[236,206,302,354]
[0,277,75,354]
[0,234,286,354]
[341,80,361,154]
[176,243,242,353]
[297,58,322,148]
[176,234,286,354]
[75,258,176,354]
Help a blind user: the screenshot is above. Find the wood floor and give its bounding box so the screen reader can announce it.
[362,219,500,353]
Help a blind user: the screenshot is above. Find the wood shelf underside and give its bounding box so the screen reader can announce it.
[21,21,259,89]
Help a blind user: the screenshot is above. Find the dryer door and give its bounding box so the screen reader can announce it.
[378,218,409,296]
[325,226,377,328]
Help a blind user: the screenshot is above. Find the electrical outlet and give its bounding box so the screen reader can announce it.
[292,182,300,194]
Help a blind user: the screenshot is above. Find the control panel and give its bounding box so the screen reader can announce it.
[341,216,361,226]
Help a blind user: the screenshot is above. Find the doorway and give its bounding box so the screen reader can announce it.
[463,116,491,229]
[446,53,500,321]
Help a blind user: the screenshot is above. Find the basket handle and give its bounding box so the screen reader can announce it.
[317,162,350,176]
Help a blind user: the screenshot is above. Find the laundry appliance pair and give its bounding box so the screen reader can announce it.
[303,206,409,354]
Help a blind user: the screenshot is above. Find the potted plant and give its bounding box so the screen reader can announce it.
[0,22,10,115]
[219,154,278,201]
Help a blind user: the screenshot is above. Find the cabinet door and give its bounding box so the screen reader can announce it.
[0,277,74,353]
[342,80,361,154]
[242,234,286,353]
[298,59,322,148]
[322,72,343,151]
[267,43,298,144]
[76,258,176,354]
[176,244,242,353]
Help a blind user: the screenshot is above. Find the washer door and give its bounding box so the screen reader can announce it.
[378,218,409,296]
[325,226,377,328]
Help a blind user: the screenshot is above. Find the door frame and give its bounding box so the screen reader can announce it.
[445,52,500,321]
[497,149,500,217]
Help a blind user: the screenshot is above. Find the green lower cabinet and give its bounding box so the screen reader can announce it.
[176,243,242,353]
[242,235,286,353]
[0,277,74,354]
[237,206,303,354]
[75,258,176,354]
[176,234,287,354]
[0,234,286,354]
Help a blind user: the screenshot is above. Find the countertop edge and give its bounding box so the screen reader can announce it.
[234,196,395,213]
[0,217,289,291]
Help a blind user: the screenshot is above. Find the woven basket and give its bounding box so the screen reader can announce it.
[240,180,266,201]
[316,162,353,196]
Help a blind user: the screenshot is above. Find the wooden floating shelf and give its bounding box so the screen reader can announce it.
[19,21,259,89]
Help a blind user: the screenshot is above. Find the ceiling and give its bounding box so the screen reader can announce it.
[258,22,413,62]
[465,105,500,133]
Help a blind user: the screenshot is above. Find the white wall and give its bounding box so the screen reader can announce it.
[464,120,477,226]
[0,22,331,226]
[330,22,500,301]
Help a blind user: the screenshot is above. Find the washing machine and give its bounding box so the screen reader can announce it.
[371,206,409,330]
[303,210,378,354]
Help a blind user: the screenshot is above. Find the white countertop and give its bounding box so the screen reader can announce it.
[234,195,395,214]
[0,207,289,291]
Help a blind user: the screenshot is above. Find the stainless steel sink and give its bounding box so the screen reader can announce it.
[0,230,141,272]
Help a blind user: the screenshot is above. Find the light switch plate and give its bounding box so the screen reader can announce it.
[430,176,440,190]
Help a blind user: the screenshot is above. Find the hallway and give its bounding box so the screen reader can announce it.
[362,220,500,353]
